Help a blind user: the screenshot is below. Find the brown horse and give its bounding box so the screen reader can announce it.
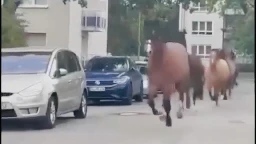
[147,40,190,127]
[188,54,205,105]
[175,54,205,111]
[205,50,231,106]
[214,49,238,100]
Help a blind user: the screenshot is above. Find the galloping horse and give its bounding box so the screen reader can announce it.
[188,54,205,105]
[176,54,205,110]
[147,39,190,127]
[205,50,231,106]
[218,49,239,99]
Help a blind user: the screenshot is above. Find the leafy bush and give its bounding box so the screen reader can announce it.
[1,0,27,48]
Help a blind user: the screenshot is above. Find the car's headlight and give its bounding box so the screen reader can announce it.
[113,76,130,84]
[18,83,43,97]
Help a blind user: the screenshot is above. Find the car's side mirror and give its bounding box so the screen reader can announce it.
[54,68,68,78]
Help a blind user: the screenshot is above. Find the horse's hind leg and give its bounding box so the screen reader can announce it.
[185,90,191,109]
[209,88,214,101]
[162,87,172,127]
[214,88,220,106]
[192,89,196,105]
[179,91,184,110]
[223,89,228,100]
[148,85,161,115]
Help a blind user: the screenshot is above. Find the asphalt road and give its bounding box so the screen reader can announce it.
[2,75,255,144]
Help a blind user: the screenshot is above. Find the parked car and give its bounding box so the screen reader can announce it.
[135,61,149,97]
[85,56,143,105]
[135,60,162,96]
[1,47,87,129]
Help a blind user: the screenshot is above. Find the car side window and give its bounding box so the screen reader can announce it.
[71,52,81,71]
[57,51,68,70]
[65,51,79,73]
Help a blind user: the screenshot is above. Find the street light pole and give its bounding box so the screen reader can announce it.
[137,11,141,60]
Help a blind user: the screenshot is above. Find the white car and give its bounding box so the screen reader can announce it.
[135,61,148,97]
[1,47,87,129]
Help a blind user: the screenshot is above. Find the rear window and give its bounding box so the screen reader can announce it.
[85,58,129,72]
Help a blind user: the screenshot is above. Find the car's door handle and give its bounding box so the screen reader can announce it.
[68,80,72,83]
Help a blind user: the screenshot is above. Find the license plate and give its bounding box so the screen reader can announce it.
[89,87,105,91]
[1,102,13,110]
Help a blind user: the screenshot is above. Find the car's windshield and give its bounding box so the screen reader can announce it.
[2,52,52,74]
[85,58,129,72]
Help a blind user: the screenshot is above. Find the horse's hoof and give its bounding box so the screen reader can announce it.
[166,122,172,127]
[159,115,166,122]
[223,97,228,100]
[153,110,162,115]
[176,110,183,119]
[166,118,172,127]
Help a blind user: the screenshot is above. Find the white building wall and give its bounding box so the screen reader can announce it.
[183,9,223,67]
[69,1,82,59]
[16,0,108,61]
[86,0,108,60]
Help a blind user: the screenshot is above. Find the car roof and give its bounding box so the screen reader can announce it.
[1,46,64,53]
[92,56,129,59]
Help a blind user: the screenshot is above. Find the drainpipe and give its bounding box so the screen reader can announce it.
[222,12,226,49]
[137,11,142,60]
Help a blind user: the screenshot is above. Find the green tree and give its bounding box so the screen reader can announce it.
[232,9,254,57]
[1,0,27,48]
[62,0,87,7]
[206,0,254,14]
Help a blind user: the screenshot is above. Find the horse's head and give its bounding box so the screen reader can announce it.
[215,49,236,60]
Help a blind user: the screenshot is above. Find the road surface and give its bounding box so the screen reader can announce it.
[2,75,254,144]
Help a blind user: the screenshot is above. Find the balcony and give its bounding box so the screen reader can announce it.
[81,10,107,32]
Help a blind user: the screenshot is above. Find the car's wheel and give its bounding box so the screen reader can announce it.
[74,93,87,119]
[134,81,143,102]
[38,96,57,129]
[122,83,133,105]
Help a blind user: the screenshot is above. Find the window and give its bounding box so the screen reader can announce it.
[192,21,213,35]
[85,58,129,72]
[57,51,68,70]
[191,45,212,58]
[65,51,79,73]
[192,2,207,12]
[20,0,47,6]
[71,52,82,71]
[1,52,51,74]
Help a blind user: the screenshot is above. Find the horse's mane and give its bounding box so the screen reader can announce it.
[150,40,165,69]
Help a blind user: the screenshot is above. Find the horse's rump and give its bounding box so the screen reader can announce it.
[215,59,230,81]
[205,59,231,90]
[188,55,204,78]
[149,42,189,84]
[164,42,190,82]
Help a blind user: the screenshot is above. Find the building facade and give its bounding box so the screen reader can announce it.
[179,3,223,67]
[179,3,244,67]
[15,0,108,61]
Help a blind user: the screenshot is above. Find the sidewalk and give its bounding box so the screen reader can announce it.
[238,72,254,80]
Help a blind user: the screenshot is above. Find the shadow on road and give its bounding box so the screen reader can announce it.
[1,117,75,131]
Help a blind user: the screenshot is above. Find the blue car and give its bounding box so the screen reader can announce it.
[84,56,143,105]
